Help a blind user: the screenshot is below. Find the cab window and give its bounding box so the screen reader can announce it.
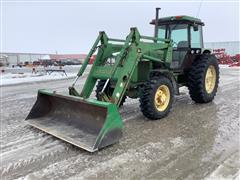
[190,25,202,48]
[158,25,166,39]
[169,24,188,48]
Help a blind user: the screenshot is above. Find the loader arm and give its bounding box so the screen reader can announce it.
[70,27,173,107]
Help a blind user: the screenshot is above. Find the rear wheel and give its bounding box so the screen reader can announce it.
[140,76,174,120]
[187,55,219,103]
[95,80,126,106]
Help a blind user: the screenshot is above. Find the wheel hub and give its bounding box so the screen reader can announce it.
[205,65,216,93]
[154,85,170,111]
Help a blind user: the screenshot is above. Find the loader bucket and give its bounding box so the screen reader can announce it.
[26,90,123,152]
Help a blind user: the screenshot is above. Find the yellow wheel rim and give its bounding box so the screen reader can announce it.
[154,85,170,112]
[205,65,216,94]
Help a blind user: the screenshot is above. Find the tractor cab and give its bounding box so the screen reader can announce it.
[151,15,205,70]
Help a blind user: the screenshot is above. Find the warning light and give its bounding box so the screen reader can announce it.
[175,16,183,19]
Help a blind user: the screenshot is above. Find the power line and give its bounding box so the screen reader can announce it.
[196,0,203,18]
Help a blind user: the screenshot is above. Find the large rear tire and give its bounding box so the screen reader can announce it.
[187,55,219,103]
[95,80,126,106]
[140,76,174,120]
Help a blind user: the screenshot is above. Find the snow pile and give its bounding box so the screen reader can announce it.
[0,72,76,86]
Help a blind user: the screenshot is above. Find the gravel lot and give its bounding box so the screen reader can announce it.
[0,67,239,180]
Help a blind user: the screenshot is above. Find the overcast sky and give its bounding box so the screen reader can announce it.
[1,1,239,54]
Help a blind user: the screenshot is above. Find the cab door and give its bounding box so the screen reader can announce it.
[169,23,190,70]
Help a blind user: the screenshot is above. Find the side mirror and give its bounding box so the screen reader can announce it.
[193,24,199,31]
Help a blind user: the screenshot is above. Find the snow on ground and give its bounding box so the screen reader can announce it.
[219,64,240,68]
[1,67,239,179]
[0,65,92,86]
[0,72,76,86]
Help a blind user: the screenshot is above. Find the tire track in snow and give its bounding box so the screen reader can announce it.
[1,134,78,179]
[21,138,191,180]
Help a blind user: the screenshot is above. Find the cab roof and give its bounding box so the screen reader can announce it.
[150,15,204,26]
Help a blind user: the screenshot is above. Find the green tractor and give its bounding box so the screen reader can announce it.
[26,8,219,152]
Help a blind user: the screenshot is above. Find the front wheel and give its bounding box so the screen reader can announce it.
[140,76,174,120]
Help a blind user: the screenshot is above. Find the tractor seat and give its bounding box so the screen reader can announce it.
[177,41,188,49]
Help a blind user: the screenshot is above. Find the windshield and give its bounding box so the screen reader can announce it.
[169,24,188,48]
[158,24,189,48]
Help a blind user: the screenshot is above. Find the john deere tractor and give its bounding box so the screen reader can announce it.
[26,8,219,152]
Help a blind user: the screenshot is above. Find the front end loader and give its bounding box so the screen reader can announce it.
[26,8,219,152]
